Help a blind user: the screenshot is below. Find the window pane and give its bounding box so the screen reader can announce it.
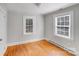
[57,27,61,31]
[26,19,29,25]
[57,31,61,34]
[26,26,30,32]
[26,19,33,25]
[64,32,69,36]
[57,22,61,25]
[61,31,64,35]
[29,26,33,32]
[65,16,69,22]
[57,17,61,22]
[29,19,33,25]
[65,22,69,25]
[61,27,65,31]
[57,18,61,25]
[61,17,64,22]
[61,22,64,25]
[65,27,69,32]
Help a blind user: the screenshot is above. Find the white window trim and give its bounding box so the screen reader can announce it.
[55,14,71,39]
[23,16,34,35]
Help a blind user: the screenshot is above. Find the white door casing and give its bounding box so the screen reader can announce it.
[0,6,7,56]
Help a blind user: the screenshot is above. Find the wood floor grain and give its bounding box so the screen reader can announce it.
[4,40,74,56]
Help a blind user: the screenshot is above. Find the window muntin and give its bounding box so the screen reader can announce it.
[55,15,71,38]
[23,16,33,35]
[26,19,33,33]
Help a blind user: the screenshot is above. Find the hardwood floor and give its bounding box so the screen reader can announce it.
[4,40,74,56]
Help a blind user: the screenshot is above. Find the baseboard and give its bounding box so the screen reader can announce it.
[46,39,76,56]
[2,46,7,56]
[0,45,7,56]
[7,38,45,46]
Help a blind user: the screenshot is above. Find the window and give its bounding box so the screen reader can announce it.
[26,19,33,33]
[23,16,34,34]
[55,14,71,38]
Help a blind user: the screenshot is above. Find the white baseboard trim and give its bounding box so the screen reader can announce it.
[7,38,45,46]
[46,39,76,55]
[2,46,7,56]
[0,45,7,56]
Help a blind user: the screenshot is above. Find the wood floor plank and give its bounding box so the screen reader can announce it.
[4,40,74,56]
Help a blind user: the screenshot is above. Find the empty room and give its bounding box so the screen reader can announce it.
[0,3,79,56]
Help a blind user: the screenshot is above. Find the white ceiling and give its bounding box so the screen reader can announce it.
[1,3,75,15]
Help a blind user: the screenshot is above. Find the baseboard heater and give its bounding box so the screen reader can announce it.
[48,40,76,56]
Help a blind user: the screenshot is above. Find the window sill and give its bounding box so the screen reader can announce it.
[55,34,71,39]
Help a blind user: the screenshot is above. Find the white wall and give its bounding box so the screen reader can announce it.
[44,4,79,55]
[0,6,7,55]
[7,11,44,44]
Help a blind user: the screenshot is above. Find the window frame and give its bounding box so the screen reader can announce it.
[55,14,71,39]
[23,16,34,35]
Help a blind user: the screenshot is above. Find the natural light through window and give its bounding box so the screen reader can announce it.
[55,14,71,39]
